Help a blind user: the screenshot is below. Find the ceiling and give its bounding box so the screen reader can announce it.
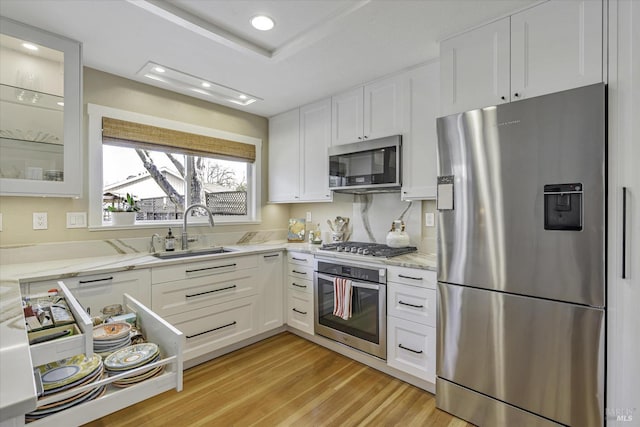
[0,0,538,118]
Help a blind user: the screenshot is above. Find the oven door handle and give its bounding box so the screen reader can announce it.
[316,273,380,290]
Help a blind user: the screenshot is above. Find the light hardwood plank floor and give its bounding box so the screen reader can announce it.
[84,332,473,427]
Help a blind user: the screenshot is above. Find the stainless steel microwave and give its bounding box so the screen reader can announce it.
[328,135,402,193]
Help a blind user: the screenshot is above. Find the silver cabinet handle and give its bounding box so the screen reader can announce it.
[186,285,236,298]
[186,321,236,339]
[263,254,280,258]
[622,187,628,279]
[398,274,422,281]
[292,282,307,289]
[291,270,307,275]
[399,344,423,354]
[291,257,307,262]
[79,276,113,284]
[186,263,236,274]
[399,300,424,309]
[292,308,307,315]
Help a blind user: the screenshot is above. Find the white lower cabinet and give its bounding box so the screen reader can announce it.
[258,252,284,332]
[387,267,437,383]
[286,251,315,335]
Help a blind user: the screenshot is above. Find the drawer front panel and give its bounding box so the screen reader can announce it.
[287,276,313,294]
[387,316,436,382]
[388,266,436,289]
[287,289,314,335]
[166,296,258,360]
[287,251,314,267]
[151,255,257,283]
[388,282,436,326]
[287,264,313,281]
[152,268,259,317]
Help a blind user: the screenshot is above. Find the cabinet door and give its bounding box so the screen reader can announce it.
[287,288,314,335]
[511,0,603,101]
[387,316,436,382]
[331,87,364,145]
[268,108,300,202]
[401,63,439,200]
[29,269,151,315]
[364,74,405,140]
[259,252,284,332]
[299,98,332,201]
[440,18,510,116]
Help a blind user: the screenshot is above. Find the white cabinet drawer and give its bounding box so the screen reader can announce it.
[287,264,313,281]
[287,276,313,294]
[151,268,259,317]
[151,255,257,283]
[388,283,436,327]
[287,251,314,266]
[165,295,259,361]
[28,281,93,367]
[287,289,314,335]
[387,316,436,383]
[387,266,436,289]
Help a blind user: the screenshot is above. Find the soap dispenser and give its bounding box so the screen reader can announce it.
[165,228,175,251]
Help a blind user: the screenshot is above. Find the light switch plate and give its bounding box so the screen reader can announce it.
[33,212,48,230]
[0,213,3,231]
[306,211,312,222]
[66,212,87,228]
[425,212,435,227]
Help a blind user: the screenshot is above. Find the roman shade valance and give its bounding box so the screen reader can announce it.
[101,117,256,163]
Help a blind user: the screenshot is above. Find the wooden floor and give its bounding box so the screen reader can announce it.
[84,332,472,427]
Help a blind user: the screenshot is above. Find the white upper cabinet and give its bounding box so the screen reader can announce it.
[268,99,332,203]
[440,18,511,116]
[332,74,405,145]
[268,108,299,203]
[510,0,603,101]
[0,17,82,197]
[440,0,603,116]
[401,62,439,200]
[299,98,332,202]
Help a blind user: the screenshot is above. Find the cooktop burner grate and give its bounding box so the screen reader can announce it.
[319,241,417,258]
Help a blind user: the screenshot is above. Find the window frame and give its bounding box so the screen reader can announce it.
[87,103,262,230]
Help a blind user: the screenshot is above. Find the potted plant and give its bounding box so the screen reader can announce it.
[107,193,140,226]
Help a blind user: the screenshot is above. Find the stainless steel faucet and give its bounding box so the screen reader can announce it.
[182,204,215,250]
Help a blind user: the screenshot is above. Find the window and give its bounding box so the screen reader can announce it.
[88,104,261,228]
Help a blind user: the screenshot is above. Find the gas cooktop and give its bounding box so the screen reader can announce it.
[318,241,417,258]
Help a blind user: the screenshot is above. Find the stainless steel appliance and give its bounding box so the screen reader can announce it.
[314,257,387,359]
[436,84,606,427]
[328,135,401,193]
[318,241,417,258]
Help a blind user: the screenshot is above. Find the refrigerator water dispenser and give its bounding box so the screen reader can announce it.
[544,183,583,231]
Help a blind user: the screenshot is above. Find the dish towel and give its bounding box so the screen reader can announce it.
[333,277,353,320]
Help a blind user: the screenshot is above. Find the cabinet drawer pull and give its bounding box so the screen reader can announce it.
[186,285,237,298]
[399,300,424,309]
[292,308,307,315]
[186,321,237,339]
[291,270,307,275]
[292,283,307,289]
[399,344,423,354]
[186,263,236,274]
[291,257,307,262]
[263,254,280,258]
[622,186,627,279]
[398,274,422,281]
[78,276,113,284]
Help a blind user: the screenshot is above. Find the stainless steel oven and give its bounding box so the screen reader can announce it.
[314,258,386,359]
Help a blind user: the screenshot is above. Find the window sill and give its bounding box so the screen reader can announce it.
[89,218,261,231]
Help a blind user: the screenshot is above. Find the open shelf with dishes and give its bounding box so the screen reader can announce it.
[20,288,184,426]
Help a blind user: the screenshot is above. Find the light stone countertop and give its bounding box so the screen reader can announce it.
[0,240,435,420]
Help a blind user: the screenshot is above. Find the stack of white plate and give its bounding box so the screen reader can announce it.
[93,322,132,357]
[26,354,105,422]
[104,343,163,388]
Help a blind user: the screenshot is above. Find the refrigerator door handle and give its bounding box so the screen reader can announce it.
[622,187,628,279]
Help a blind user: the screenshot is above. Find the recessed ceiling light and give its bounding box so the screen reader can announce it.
[22,43,39,51]
[250,15,275,31]
[238,94,247,100]
[153,66,166,73]
[201,82,211,88]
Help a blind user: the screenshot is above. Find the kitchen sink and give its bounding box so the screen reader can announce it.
[152,247,235,259]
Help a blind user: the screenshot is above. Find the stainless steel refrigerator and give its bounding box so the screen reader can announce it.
[435,83,606,427]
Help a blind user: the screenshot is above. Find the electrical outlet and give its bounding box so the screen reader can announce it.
[33,212,48,230]
[306,211,312,222]
[0,213,3,232]
[425,212,435,227]
[66,212,87,228]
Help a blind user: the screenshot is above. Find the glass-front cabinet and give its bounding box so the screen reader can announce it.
[0,17,81,197]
